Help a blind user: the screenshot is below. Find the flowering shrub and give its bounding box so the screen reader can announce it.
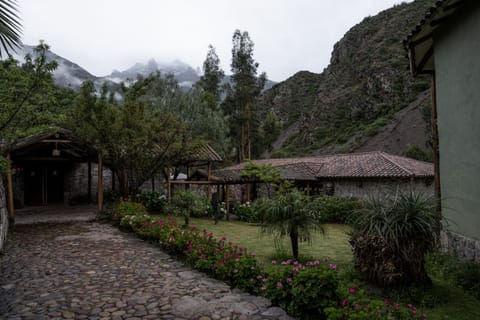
[134,191,167,213]
[109,197,148,224]
[232,202,258,222]
[260,259,339,319]
[325,287,426,320]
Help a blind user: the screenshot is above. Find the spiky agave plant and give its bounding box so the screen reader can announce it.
[349,190,440,287]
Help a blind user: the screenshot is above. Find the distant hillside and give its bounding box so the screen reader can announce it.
[257,0,435,158]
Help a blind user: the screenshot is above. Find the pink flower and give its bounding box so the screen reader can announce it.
[348,287,357,295]
[189,226,197,232]
[313,260,320,266]
[233,269,238,273]
[329,263,337,270]
[383,299,390,306]
[256,275,263,279]
[235,258,240,262]
[276,282,283,288]
[323,257,329,262]
[342,299,349,307]
[271,260,277,265]
[260,286,266,291]
[286,277,293,284]
[251,252,256,257]
[293,261,300,266]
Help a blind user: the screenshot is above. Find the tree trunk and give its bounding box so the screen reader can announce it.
[290,230,299,260]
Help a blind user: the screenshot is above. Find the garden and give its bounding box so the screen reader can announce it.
[99,190,480,320]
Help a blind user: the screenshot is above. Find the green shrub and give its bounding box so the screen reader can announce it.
[169,190,207,225]
[261,260,339,319]
[325,287,426,320]
[349,191,440,287]
[109,198,148,224]
[232,202,258,222]
[310,196,361,224]
[426,252,480,299]
[135,191,167,212]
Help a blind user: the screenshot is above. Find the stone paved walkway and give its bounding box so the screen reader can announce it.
[0,221,292,320]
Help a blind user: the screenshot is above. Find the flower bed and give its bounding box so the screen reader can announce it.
[103,199,426,320]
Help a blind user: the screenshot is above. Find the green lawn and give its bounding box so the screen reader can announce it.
[153,215,480,320]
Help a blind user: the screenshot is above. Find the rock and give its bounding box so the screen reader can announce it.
[261,307,289,319]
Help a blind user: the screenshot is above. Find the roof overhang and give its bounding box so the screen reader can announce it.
[404,0,465,76]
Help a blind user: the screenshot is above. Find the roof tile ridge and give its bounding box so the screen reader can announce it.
[378,151,413,176]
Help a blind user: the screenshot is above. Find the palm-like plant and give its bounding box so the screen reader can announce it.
[0,0,22,57]
[255,190,324,259]
[349,190,440,286]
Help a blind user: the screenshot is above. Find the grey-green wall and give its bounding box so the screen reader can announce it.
[434,3,480,240]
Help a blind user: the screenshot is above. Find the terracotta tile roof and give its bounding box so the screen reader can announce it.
[211,151,433,182]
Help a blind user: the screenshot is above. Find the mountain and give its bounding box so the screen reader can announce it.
[106,58,201,89]
[10,46,275,93]
[257,0,435,158]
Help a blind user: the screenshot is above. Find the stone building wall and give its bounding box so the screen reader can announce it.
[441,230,480,263]
[331,178,434,199]
[66,162,112,204]
[0,176,9,253]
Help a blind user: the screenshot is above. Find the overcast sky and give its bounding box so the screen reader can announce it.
[18,0,412,82]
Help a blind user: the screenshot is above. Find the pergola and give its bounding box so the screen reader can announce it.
[5,129,101,224]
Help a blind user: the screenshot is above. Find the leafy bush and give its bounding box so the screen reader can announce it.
[426,252,480,299]
[310,196,361,224]
[135,191,167,212]
[168,190,207,225]
[261,259,339,319]
[109,197,147,224]
[232,202,258,222]
[349,191,440,287]
[325,287,426,320]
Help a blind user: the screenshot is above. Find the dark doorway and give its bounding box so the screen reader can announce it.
[24,164,65,206]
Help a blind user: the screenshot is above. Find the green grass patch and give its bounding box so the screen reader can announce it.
[153,215,352,267]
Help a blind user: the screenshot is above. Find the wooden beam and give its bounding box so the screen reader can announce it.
[226,184,230,221]
[97,155,104,213]
[40,139,72,143]
[417,46,434,73]
[87,160,92,204]
[6,154,14,225]
[431,76,441,217]
[207,162,212,200]
[167,168,171,203]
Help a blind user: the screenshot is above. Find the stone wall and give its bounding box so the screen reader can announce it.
[0,176,9,253]
[67,162,112,204]
[331,178,433,199]
[441,230,480,263]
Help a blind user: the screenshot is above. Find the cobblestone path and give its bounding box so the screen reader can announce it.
[0,222,291,320]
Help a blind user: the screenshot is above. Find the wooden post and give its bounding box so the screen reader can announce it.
[226,184,230,221]
[167,169,171,203]
[246,183,251,202]
[6,154,15,225]
[207,162,212,200]
[431,76,441,216]
[306,182,311,196]
[87,160,92,204]
[97,155,104,213]
[111,168,115,191]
